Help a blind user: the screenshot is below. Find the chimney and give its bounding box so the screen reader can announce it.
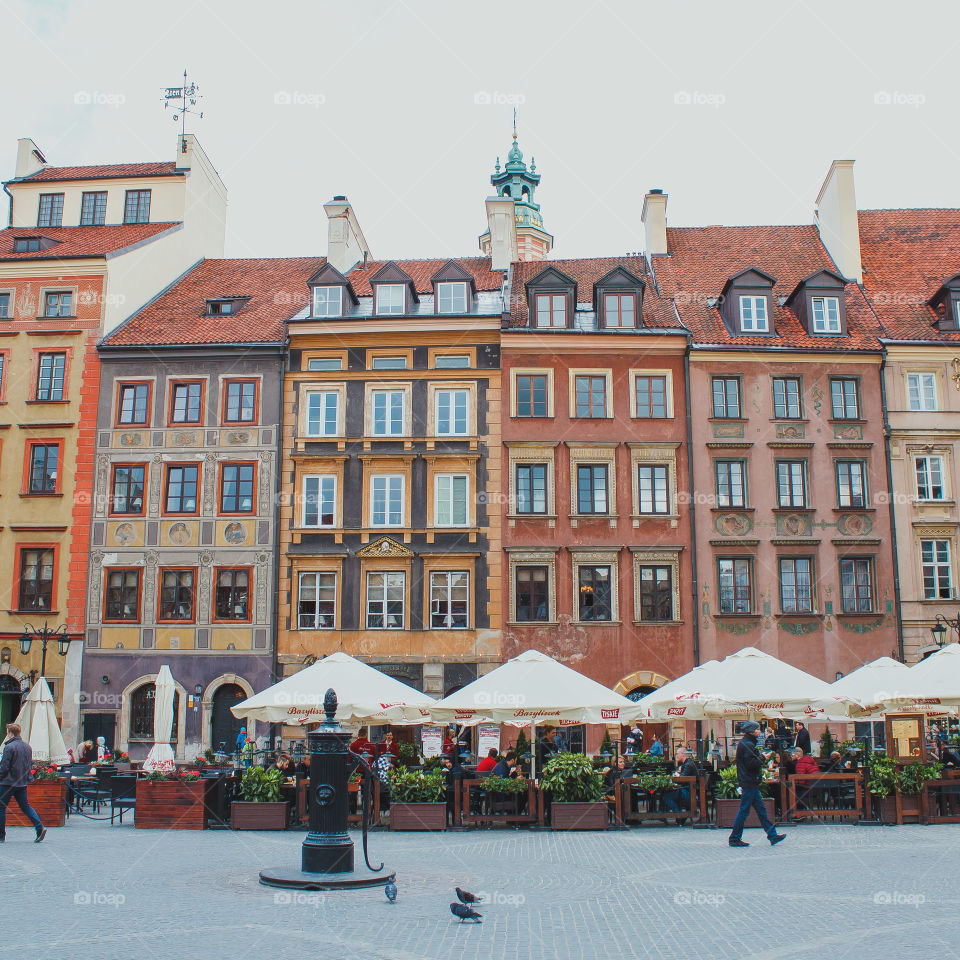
[323,196,371,274]
[15,138,46,179]
[642,189,668,258]
[483,197,518,271]
[815,160,862,283]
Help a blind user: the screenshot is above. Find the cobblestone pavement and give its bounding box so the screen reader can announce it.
[2,818,958,960]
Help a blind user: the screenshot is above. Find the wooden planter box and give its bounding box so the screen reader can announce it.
[390,802,447,831]
[873,795,898,824]
[7,779,67,828]
[135,779,211,830]
[550,801,608,830]
[896,791,922,824]
[714,797,776,829]
[230,801,289,830]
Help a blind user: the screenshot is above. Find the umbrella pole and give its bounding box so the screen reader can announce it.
[530,721,536,781]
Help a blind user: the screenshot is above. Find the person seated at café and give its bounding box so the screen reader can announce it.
[537,727,560,767]
[442,729,456,757]
[625,723,644,755]
[793,748,819,775]
[648,734,664,758]
[77,740,96,764]
[476,748,499,774]
[491,751,517,778]
[759,724,777,759]
[603,756,632,813]
[349,728,375,763]
[377,730,400,760]
[663,748,698,818]
[274,753,297,776]
[940,741,960,767]
[826,750,848,773]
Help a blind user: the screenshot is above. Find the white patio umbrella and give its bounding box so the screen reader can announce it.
[832,657,950,718]
[859,643,960,715]
[15,678,69,764]
[142,665,176,771]
[637,646,860,720]
[230,652,435,725]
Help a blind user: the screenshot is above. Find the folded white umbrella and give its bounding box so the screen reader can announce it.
[143,665,176,771]
[638,646,860,720]
[429,649,645,726]
[860,643,960,715]
[231,652,435,725]
[15,678,69,765]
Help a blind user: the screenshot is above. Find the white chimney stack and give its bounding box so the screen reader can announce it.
[483,197,518,271]
[815,160,862,283]
[323,196,371,274]
[15,138,46,180]
[642,189,668,258]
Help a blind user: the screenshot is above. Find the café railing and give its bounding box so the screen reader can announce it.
[457,778,541,827]
[615,776,703,826]
[784,773,863,821]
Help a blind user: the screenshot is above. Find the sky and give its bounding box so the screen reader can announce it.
[2,0,959,261]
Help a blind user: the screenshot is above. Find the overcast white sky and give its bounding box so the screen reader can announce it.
[3,0,959,261]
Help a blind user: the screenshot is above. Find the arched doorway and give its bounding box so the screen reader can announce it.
[211,684,246,755]
[614,669,672,757]
[0,675,22,732]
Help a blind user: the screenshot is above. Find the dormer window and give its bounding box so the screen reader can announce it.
[928,274,960,331]
[811,296,841,333]
[739,296,768,333]
[13,236,59,253]
[595,265,645,330]
[312,286,342,318]
[376,284,405,316]
[785,270,847,336]
[437,282,468,314]
[603,293,636,328]
[536,294,566,327]
[205,298,248,317]
[525,266,576,330]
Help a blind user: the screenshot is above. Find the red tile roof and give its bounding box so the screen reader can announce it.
[508,255,681,329]
[654,225,883,350]
[346,257,502,295]
[0,223,179,261]
[858,209,960,342]
[12,162,181,183]
[103,257,324,347]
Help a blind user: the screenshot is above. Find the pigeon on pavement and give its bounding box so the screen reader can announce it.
[385,880,397,902]
[450,902,482,923]
[455,887,483,904]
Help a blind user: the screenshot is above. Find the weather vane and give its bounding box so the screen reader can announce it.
[163,70,204,150]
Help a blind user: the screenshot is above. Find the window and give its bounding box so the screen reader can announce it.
[214,569,250,621]
[811,296,842,333]
[110,464,145,514]
[18,548,54,611]
[220,463,255,514]
[835,461,867,508]
[375,285,405,315]
[223,380,257,423]
[0,292,9,318]
[80,191,107,226]
[130,684,179,741]
[576,464,609,514]
[371,356,407,370]
[169,381,203,424]
[516,464,547,514]
[574,375,607,418]
[435,389,469,435]
[715,461,746,507]
[434,355,470,369]
[916,456,945,501]
[437,282,468,314]
[117,382,150,425]
[27,443,59,493]
[370,475,404,526]
[366,571,405,628]
[13,238,41,253]
[157,569,195,621]
[104,569,141,621]
[779,557,814,614]
[430,571,468,628]
[163,464,199,514]
[739,295,768,332]
[43,291,72,317]
[718,558,752,614]
[604,293,636,328]
[312,286,342,318]
[515,566,549,622]
[776,461,807,508]
[578,565,612,621]
[206,299,239,316]
[371,390,404,435]
[638,565,673,622]
[308,357,343,371]
[515,374,548,417]
[36,353,66,401]
[712,377,741,418]
[772,377,801,418]
[535,294,566,328]
[637,464,669,514]
[434,474,468,526]
[830,378,859,419]
[303,475,336,527]
[37,193,64,227]
[840,558,874,613]
[298,572,336,628]
[305,391,339,437]
[634,376,667,418]
[123,190,151,224]
[907,373,937,411]
[921,540,953,600]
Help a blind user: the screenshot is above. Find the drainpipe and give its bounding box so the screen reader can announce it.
[271,346,287,691]
[879,348,906,662]
[684,341,701,667]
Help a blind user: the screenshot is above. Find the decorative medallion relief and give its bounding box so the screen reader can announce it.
[836,513,873,537]
[714,513,754,537]
[115,522,137,546]
[775,423,805,440]
[776,513,812,537]
[712,422,745,439]
[117,432,145,447]
[168,522,192,545]
[224,521,247,544]
[226,431,251,445]
[833,423,863,441]
[170,430,201,447]
[357,537,414,558]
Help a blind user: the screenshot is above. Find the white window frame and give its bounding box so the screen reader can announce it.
[738,295,768,332]
[434,473,469,527]
[907,372,938,411]
[915,455,946,501]
[535,293,566,328]
[297,571,337,629]
[302,475,337,528]
[370,390,405,436]
[312,286,343,318]
[429,571,469,629]
[366,571,405,629]
[436,281,468,314]
[305,391,339,437]
[375,284,405,316]
[434,389,469,436]
[370,474,404,527]
[921,539,954,600]
[811,296,842,333]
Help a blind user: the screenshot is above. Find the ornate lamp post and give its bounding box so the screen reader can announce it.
[930,614,959,649]
[19,621,73,679]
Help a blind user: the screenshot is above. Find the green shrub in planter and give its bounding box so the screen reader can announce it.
[539,752,604,802]
[397,741,422,769]
[480,775,529,794]
[715,765,741,799]
[239,765,283,802]
[866,754,899,798]
[388,769,446,803]
[898,759,942,795]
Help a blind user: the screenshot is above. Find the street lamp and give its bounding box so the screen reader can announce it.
[18,621,73,680]
[930,614,960,649]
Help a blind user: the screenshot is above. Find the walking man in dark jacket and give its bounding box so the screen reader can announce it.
[0,723,46,842]
[728,721,784,848]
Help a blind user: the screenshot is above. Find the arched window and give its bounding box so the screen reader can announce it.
[129,682,180,741]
